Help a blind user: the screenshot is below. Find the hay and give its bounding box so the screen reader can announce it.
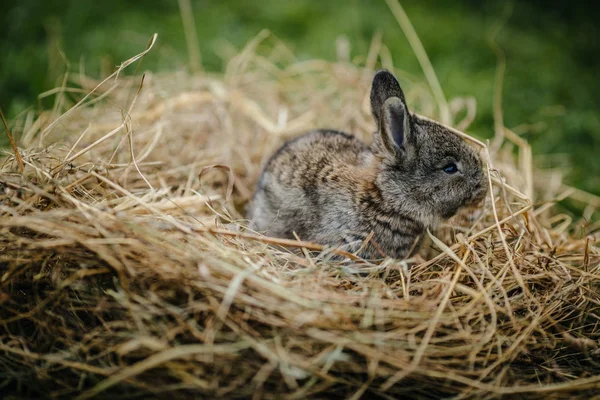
[1,30,599,400]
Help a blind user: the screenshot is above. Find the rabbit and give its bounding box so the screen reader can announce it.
[247,70,487,260]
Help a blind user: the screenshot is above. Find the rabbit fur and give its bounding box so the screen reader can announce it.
[247,70,487,260]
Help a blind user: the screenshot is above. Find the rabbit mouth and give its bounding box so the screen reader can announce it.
[465,188,487,209]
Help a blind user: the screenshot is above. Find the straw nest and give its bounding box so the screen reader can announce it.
[1,32,599,400]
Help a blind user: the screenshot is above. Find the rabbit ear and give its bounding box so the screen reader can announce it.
[370,70,412,154]
[380,97,411,153]
[370,70,407,124]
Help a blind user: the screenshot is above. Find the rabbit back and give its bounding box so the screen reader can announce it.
[248,129,371,247]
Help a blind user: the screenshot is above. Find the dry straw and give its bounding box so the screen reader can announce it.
[1,11,599,400]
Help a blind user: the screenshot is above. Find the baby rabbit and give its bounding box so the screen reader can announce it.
[247,70,487,260]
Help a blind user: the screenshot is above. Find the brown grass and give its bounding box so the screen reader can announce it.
[1,27,599,400]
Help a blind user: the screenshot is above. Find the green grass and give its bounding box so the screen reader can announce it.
[1,0,598,196]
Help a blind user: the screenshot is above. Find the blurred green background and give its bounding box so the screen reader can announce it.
[1,0,598,196]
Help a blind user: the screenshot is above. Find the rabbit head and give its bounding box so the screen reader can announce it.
[369,70,487,228]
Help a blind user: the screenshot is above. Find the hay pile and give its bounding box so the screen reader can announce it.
[1,32,599,399]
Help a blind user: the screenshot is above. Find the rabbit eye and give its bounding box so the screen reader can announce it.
[443,163,458,174]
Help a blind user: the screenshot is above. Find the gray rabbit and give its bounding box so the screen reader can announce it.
[247,70,487,260]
